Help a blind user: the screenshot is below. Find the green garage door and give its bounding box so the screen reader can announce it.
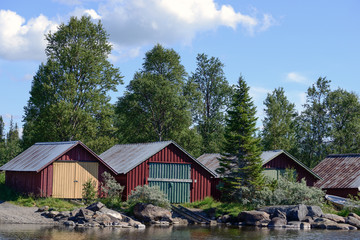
[148,163,191,203]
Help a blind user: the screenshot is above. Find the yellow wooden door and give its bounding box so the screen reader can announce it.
[52,162,98,199]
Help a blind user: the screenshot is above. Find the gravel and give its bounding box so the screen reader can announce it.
[0,201,58,224]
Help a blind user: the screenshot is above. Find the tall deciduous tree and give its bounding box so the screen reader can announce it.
[22,16,122,153]
[327,89,360,154]
[115,44,202,156]
[216,76,264,202]
[262,87,297,153]
[296,77,331,167]
[187,53,232,153]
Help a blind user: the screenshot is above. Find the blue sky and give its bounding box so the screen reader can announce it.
[0,0,359,136]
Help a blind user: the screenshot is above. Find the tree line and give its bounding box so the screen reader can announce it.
[2,16,360,172]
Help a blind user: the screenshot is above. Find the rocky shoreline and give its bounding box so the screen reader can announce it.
[2,201,360,231]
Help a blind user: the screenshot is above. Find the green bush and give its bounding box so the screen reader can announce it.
[101,172,124,199]
[128,185,170,209]
[82,179,97,204]
[252,169,325,207]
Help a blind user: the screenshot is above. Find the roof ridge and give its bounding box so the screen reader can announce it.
[35,141,79,145]
[327,153,360,157]
[113,140,173,146]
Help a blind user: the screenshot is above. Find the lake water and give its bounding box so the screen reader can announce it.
[1,224,360,240]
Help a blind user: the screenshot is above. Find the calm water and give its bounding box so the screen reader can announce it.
[1,224,360,240]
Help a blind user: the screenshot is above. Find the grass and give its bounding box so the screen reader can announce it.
[182,197,252,217]
[0,172,81,211]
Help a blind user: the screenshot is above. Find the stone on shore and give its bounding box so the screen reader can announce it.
[133,203,172,223]
[238,210,270,226]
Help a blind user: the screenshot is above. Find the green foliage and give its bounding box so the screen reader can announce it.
[253,169,325,207]
[0,116,22,166]
[262,87,297,153]
[101,171,124,199]
[216,76,264,202]
[327,89,360,154]
[128,185,170,209]
[187,53,232,154]
[182,197,250,217]
[82,179,98,204]
[296,77,331,167]
[22,16,122,153]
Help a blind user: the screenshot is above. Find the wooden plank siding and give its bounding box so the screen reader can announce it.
[263,153,318,186]
[120,144,213,202]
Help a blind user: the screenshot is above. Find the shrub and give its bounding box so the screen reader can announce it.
[101,172,124,199]
[128,185,170,209]
[251,169,325,207]
[82,179,97,204]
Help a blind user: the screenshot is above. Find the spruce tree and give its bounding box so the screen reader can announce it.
[216,76,264,202]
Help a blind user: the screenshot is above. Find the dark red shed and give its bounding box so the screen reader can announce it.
[313,154,360,197]
[197,150,321,199]
[0,141,115,198]
[100,141,216,203]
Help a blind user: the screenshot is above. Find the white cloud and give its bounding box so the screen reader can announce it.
[70,8,102,19]
[286,72,308,84]
[0,10,58,61]
[98,0,273,46]
[249,86,271,101]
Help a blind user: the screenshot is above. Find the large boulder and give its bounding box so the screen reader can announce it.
[258,204,309,221]
[323,214,346,223]
[86,202,104,212]
[307,206,323,218]
[238,211,270,226]
[133,203,172,223]
[346,216,360,228]
[268,217,287,228]
[99,207,122,221]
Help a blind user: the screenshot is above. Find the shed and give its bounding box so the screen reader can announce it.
[0,141,115,198]
[313,154,360,197]
[197,150,321,199]
[100,141,216,203]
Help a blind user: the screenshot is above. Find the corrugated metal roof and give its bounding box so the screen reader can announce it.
[313,154,360,189]
[99,141,216,176]
[197,150,321,180]
[0,141,78,172]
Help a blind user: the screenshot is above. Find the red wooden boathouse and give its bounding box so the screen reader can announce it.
[100,141,216,203]
[197,150,321,199]
[0,141,115,198]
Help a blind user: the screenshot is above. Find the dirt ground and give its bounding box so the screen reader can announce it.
[0,201,57,224]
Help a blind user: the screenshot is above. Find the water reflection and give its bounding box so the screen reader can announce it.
[1,224,360,240]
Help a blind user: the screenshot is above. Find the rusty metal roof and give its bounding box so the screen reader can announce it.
[313,154,360,189]
[197,150,321,179]
[100,141,216,176]
[0,141,79,172]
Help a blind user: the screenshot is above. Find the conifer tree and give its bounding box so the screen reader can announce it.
[216,76,264,202]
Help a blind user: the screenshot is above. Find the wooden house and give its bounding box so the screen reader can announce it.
[313,154,360,197]
[100,141,216,203]
[0,141,115,198]
[197,150,321,199]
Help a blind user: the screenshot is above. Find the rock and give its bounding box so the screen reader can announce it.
[323,214,345,223]
[257,204,308,221]
[273,209,287,220]
[95,214,112,225]
[218,215,231,223]
[71,208,80,217]
[135,223,146,229]
[172,217,188,225]
[133,203,172,223]
[58,211,71,218]
[348,213,360,221]
[302,216,314,223]
[307,206,323,218]
[64,220,76,227]
[47,211,59,218]
[311,218,337,229]
[210,220,217,226]
[99,207,122,221]
[286,221,302,229]
[79,208,94,217]
[268,217,287,228]
[300,222,311,229]
[346,216,360,228]
[37,206,49,212]
[238,211,270,226]
[86,202,104,212]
